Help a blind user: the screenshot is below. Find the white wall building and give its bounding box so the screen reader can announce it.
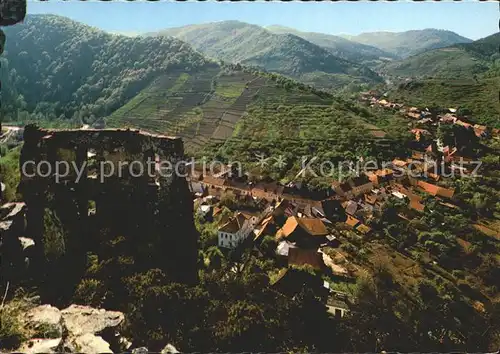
[218,212,259,249]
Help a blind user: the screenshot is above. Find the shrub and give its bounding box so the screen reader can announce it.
[0,297,32,350]
[73,278,108,307]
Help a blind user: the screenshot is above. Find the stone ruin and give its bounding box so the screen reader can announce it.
[1,124,199,288]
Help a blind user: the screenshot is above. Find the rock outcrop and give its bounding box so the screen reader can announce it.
[19,304,125,354]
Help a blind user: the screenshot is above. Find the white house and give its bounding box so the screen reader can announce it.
[218,212,259,249]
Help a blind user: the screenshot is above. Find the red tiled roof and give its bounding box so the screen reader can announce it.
[278,216,328,239]
[417,180,455,199]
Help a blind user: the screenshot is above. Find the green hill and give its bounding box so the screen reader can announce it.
[106,62,410,183]
[149,21,383,91]
[343,29,472,59]
[0,14,214,127]
[382,32,500,79]
[266,25,397,66]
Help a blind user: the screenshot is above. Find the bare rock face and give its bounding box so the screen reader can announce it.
[17,338,62,354]
[161,343,180,353]
[25,304,63,338]
[18,304,125,354]
[60,304,124,336]
[66,333,113,354]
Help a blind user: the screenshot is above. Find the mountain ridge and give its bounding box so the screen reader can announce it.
[342,28,473,58]
[147,21,383,91]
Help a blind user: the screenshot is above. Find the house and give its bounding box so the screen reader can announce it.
[473,124,487,138]
[456,120,472,129]
[356,223,372,235]
[276,216,329,248]
[417,180,455,199]
[392,159,407,169]
[366,168,394,186]
[218,212,258,249]
[345,215,360,229]
[411,128,430,142]
[251,182,284,201]
[326,297,349,319]
[253,215,278,242]
[202,175,228,191]
[288,248,325,271]
[343,200,358,216]
[348,175,373,197]
[332,181,353,198]
[439,113,457,124]
[276,240,297,257]
[189,180,205,196]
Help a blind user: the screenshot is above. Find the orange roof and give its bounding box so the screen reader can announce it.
[456,120,472,128]
[202,176,227,187]
[437,187,455,199]
[278,216,328,238]
[288,248,324,271]
[417,180,440,196]
[345,215,360,228]
[417,180,455,199]
[254,215,276,241]
[409,200,425,212]
[392,159,407,167]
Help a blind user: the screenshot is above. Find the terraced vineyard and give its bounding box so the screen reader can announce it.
[106,66,401,177]
[106,67,271,153]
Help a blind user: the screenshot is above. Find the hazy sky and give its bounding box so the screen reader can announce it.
[27,0,497,40]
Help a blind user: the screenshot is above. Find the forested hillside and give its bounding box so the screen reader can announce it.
[266,25,397,67]
[0,14,215,127]
[382,32,500,79]
[149,21,383,91]
[342,29,473,58]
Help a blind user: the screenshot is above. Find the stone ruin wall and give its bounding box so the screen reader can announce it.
[4,124,199,284]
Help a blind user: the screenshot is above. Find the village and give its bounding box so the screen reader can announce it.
[186,90,499,318]
[359,90,499,139]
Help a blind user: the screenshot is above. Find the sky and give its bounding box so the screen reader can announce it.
[27,0,498,40]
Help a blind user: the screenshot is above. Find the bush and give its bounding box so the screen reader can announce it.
[73,278,108,307]
[0,298,31,350]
